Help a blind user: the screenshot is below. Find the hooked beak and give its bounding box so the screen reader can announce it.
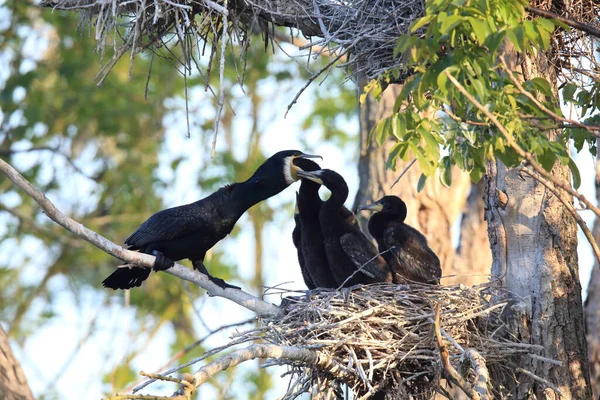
[296,170,324,185]
[298,153,322,161]
[357,200,384,212]
[290,153,322,181]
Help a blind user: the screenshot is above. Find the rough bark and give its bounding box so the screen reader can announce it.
[0,326,34,400]
[584,140,600,399]
[353,80,473,280]
[484,50,591,399]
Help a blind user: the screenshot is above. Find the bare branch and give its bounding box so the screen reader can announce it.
[526,6,600,41]
[0,156,280,317]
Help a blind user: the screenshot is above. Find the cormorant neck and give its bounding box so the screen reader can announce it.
[367,212,388,241]
[322,182,348,212]
[230,175,287,215]
[298,180,321,208]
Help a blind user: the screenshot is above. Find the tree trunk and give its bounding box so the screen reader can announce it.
[584,140,600,399]
[484,50,591,398]
[0,326,34,400]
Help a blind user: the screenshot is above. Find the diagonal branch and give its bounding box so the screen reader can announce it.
[0,156,280,317]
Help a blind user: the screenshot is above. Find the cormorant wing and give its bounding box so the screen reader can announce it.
[125,204,212,248]
[384,226,441,284]
[340,233,392,282]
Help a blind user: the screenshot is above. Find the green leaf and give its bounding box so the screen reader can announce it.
[440,156,452,187]
[467,17,489,45]
[529,77,552,97]
[569,157,582,189]
[417,173,427,192]
[507,26,525,52]
[410,14,436,33]
[469,168,483,183]
[562,82,577,102]
[439,13,464,35]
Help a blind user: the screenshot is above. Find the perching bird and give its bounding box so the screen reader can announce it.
[292,192,316,289]
[358,195,441,284]
[297,169,392,287]
[102,150,322,290]
[293,158,338,289]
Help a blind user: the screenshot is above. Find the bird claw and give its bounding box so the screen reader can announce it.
[152,251,175,271]
[210,276,241,291]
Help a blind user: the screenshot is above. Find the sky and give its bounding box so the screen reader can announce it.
[0,3,599,399]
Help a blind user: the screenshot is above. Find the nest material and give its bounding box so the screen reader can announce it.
[225,281,551,399]
[40,0,600,86]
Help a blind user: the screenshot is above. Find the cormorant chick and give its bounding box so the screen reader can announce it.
[102,150,322,290]
[293,159,338,289]
[297,169,392,287]
[358,195,441,284]
[292,192,316,289]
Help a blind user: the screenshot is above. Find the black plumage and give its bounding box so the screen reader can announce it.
[297,169,392,287]
[358,195,441,284]
[102,150,321,290]
[293,159,338,289]
[292,192,316,289]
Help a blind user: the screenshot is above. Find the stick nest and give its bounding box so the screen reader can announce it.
[226,281,552,399]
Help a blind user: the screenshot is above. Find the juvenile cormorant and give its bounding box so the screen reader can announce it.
[292,193,316,289]
[293,159,338,289]
[297,169,392,287]
[358,195,441,284]
[102,150,322,290]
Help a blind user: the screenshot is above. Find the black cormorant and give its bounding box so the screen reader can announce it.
[296,169,392,287]
[102,150,322,290]
[292,192,316,289]
[358,195,441,284]
[293,159,338,289]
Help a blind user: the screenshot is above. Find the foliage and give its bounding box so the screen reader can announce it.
[0,4,356,399]
[363,0,599,189]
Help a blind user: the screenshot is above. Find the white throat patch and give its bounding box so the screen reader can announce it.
[283,155,296,185]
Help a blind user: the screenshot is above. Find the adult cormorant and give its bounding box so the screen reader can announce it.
[358,195,441,284]
[102,150,322,290]
[292,193,316,289]
[296,169,392,287]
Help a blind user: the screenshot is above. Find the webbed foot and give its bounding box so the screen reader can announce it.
[151,250,174,271]
[209,276,241,290]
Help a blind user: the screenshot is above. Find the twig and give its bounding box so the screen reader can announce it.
[128,318,255,393]
[390,158,417,189]
[211,0,228,158]
[499,56,600,138]
[515,367,563,396]
[0,156,280,317]
[434,303,478,399]
[526,6,600,41]
[284,50,347,118]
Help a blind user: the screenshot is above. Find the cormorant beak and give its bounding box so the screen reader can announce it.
[357,201,384,212]
[296,170,324,185]
[290,153,322,181]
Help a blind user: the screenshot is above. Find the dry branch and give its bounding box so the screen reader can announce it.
[0,156,280,317]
